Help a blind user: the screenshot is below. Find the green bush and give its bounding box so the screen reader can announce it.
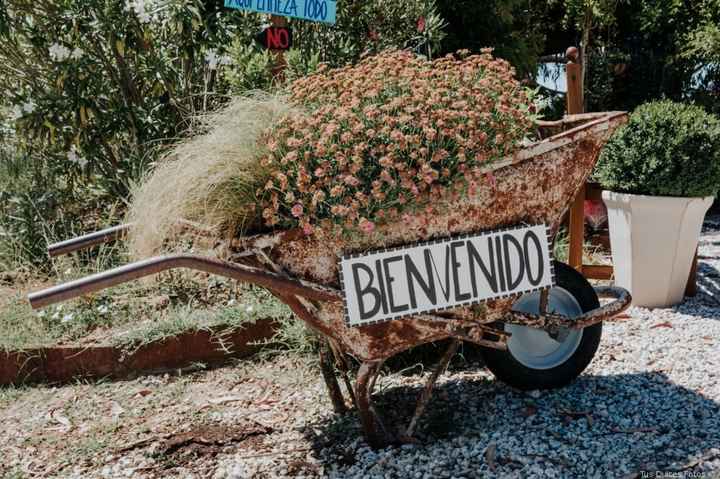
[225,0,446,94]
[0,0,446,270]
[596,100,720,197]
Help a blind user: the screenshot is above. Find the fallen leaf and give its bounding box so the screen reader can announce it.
[136,390,152,397]
[485,443,497,471]
[49,409,73,430]
[650,321,673,329]
[207,395,245,405]
[110,401,125,418]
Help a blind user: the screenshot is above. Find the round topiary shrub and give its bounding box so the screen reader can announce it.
[596,100,720,197]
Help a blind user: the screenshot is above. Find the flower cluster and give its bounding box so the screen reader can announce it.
[48,43,83,62]
[259,50,535,235]
[205,49,233,70]
[126,0,160,23]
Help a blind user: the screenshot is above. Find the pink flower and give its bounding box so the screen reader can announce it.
[302,222,314,235]
[417,16,426,33]
[291,203,304,218]
[359,218,375,234]
[485,172,497,188]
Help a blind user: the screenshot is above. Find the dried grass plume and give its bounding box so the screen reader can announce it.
[127,93,296,259]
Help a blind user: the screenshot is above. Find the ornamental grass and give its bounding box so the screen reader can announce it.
[128,50,534,258]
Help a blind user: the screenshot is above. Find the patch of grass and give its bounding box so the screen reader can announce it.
[0,384,28,405]
[111,285,292,352]
[1,260,294,353]
[553,227,609,266]
[3,468,27,479]
[256,313,319,359]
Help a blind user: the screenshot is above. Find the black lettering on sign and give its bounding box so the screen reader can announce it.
[467,237,498,296]
[524,230,544,286]
[383,255,409,313]
[352,263,380,321]
[375,259,389,315]
[405,253,436,309]
[503,233,525,290]
[340,224,553,326]
[495,235,506,292]
[450,240,471,301]
[427,247,452,302]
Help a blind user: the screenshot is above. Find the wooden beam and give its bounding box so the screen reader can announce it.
[565,61,583,116]
[568,186,585,272]
[565,48,585,273]
[583,264,613,280]
[270,15,287,79]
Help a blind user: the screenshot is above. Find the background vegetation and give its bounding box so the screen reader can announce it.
[1,0,719,350]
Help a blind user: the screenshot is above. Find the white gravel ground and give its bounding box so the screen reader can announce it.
[216,217,720,478]
[4,219,720,478]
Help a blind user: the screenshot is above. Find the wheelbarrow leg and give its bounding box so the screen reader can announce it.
[403,339,461,440]
[319,341,348,414]
[355,361,389,448]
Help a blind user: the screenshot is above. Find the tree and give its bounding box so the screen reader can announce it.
[434,0,552,80]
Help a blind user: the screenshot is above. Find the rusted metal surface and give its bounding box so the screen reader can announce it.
[354,361,386,449]
[227,112,629,362]
[48,223,132,257]
[1,319,277,385]
[319,342,348,414]
[504,286,631,330]
[404,339,460,439]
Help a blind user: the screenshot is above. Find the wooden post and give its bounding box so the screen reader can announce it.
[270,15,287,79]
[566,46,585,273]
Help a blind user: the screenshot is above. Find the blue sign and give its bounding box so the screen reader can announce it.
[225,0,337,25]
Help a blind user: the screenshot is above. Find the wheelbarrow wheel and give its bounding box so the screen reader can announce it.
[480,261,602,391]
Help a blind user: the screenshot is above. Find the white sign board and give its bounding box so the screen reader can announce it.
[339,224,555,327]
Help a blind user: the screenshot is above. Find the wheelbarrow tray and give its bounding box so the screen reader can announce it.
[226,111,631,361]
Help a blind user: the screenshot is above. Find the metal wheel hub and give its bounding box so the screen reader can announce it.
[505,287,584,370]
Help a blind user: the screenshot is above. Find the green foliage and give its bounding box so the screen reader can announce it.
[290,0,446,65]
[0,0,447,270]
[0,0,250,197]
[584,48,630,112]
[226,44,275,92]
[435,0,548,79]
[596,101,720,197]
[583,0,720,113]
[225,0,446,94]
[0,0,251,269]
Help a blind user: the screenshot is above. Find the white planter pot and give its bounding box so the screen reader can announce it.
[602,191,713,308]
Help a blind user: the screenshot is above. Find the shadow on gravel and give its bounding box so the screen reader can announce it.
[305,370,720,476]
[682,261,720,312]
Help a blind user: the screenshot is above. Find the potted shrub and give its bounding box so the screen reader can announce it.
[596,100,720,307]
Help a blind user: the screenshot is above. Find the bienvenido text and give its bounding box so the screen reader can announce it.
[346,228,549,323]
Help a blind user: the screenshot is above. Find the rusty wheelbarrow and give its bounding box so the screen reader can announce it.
[29,111,632,448]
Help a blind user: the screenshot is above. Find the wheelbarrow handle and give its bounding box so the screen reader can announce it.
[28,254,342,309]
[48,224,132,257]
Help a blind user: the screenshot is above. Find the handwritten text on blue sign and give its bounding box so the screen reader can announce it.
[224,0,336,25]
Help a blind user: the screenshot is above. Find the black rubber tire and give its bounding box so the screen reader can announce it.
[480,261,602,391]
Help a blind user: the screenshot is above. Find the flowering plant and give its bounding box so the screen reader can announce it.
[259,50,535,235]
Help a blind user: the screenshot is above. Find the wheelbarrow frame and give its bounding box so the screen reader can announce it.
[28,111,633,448]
